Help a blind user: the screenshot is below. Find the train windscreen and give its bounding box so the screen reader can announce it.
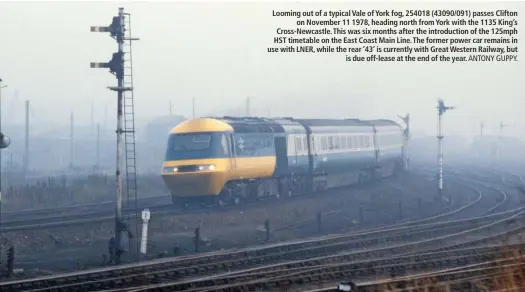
[165,132,230,160]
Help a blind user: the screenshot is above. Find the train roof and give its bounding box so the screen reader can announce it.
[361,119,401,127]
[292,118,369,127]
[170,117,402,134]
[171,118,233,134]
[211,116,285,133]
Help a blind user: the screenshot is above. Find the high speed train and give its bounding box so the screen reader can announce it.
[161,116,407,207]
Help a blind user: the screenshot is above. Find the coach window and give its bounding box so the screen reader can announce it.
[321,136,327,150]
[342,135,347,149]
[333,136,339,149]
[295,137,302,152]
[328,136,334,150]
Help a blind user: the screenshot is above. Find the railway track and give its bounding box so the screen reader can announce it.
[416,165,515,220]
[354,256,525,291]
[2,194,172,226]
[1,163,516,291]
[275,171,484,237]
[76,216,525,292]
[11,170,478,274]
[305,256,525,292]
[1,173,437,233]
[1,177,517,291]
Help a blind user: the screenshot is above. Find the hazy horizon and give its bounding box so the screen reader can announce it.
[1,1,524,138]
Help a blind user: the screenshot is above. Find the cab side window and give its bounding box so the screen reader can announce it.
[219,134,230,157]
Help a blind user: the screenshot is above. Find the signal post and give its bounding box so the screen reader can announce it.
[90,8,139,265]
[436,99,455,202]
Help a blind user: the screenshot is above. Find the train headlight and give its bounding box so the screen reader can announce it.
[198,164,216,171]
[163,167,178,173]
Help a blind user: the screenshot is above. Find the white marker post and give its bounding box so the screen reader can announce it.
[140,209,151,255]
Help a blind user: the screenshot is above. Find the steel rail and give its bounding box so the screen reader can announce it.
[122,244,525,292]
[1,174,424,233]
[11,206,524,292]
[181,214,525,290]
[357,258,525,291]
[176,245,525,292]
[0,175,513,291]
[3,194,171,219]
[1,166,512,291]
[0,216,490,291]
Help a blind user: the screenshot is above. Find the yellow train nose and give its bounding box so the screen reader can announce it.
[161,172,226,197]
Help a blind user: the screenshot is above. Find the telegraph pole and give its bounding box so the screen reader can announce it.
[69,111,74,168]
[478,122,484,158]
[90,102,94,134]
[246,96,252,116]
[96,123,100,170]
[104,104,108,138]
[0,79,10,263]
[480,122,484,140]
[398,113,410,170]
[90,7,140,265]
[24,100,29,177]
[496,122,505,159]
[192,97,196,118]
[437,99,455,200]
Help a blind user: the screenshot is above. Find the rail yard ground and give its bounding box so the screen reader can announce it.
[1,159,525,291]
[6,167,448,274]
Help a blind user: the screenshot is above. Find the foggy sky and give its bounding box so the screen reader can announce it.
[0,1,524,137]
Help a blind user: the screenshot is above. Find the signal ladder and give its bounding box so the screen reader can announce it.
[122,12,139,251]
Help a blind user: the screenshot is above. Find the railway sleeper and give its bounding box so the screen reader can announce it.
[209,255,520,292]
[176,211,509,270]
[358,261,522,291]
[3,223,522,291]
[170,246,524,291]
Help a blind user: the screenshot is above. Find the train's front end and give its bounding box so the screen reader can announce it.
[161,118,234,205]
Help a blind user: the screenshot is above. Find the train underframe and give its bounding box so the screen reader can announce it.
[172,159,405,209]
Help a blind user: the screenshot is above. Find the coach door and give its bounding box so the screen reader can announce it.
[273,133,288,175]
